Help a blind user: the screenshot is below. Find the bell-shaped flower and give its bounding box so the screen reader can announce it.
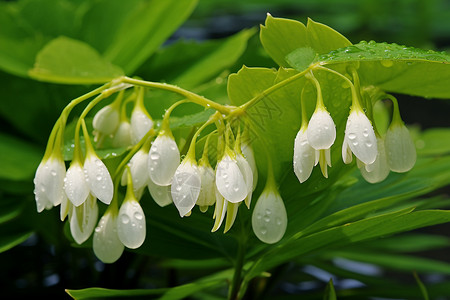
[92,103,120,136]
[251,185,287,244]
[121,148,149,195]
[147,178,173,207]
[385,123,416,173]
[116,193,146,249]
[171,158,202,217]
[59,193,69,221]
[112,120,132,148]
[33,154,66,212]
[293,127,315,183]
[306,108,336,178]
[358,135,390,183]
[215,149,249,203]
[224,202,240,233]
[83,152,114,205]
[148,133,180,186]
[342,109,378,165]
[196,161,216,212]
[64,160,90,207]
[93,208,124,263]
[130,96,153,144]
[70,194,98,244]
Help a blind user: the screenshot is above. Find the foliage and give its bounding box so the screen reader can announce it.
[0,0,449,299]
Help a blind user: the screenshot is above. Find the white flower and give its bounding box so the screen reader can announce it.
[33,155,66,212]
[92,104,120,136]
[358,135,390,183]
[83,153,114,205]
[93,210,124,263]
[306,109,336,178]
[215,151,248,203]
[306,109,336,150]
[121,149,149,194]
[148,134,180,186]
[342,109,378,165]
[293,127,315,183]
[64,161,90,207]
[196,163,216,212]
[241,141,258,191]
[131,105,153,144]
[70,194,98,244]
[171,159,202,217]
[117,197,146,249]
[385,123,416,172]
[251,187,287,244]
[235,153,253,208]
[147,178,173,207]
[211,187,228,232]
[112,120,132,148]
[224,202,239,233]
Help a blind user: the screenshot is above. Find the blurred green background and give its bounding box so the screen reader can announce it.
[0,0,449,299]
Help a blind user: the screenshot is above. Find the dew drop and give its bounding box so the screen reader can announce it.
[95,227,101,233]
[134,212,143,220]
[363,129,369,137]
[95,159,103,166]
[352,141,359,146]
[365,141,373,147]
[121,214,130,224]
[256,213,262,220]
[264,216,270,223]
[96,175,102,181]
[265,209,271,215]
[51,170,57,176]
[348,133,357,140]
[276,218,282,225]
[150,152,160,160]
[260,227,267,235]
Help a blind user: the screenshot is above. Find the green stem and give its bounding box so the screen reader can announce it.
[185,112,221,160]
[306,70,325,111]
[122,77,233,115]
[385,94,404,126]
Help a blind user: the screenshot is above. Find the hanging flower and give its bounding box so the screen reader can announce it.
[385,123,416,173]
[196,161,216,212]
[215,150,249,203]
[130,88,153,144]
[64,160,90,207]
[112,120,132,148]
[92,103,120,140]
[93,208,124,264]
[342,108,378,165]
[117,193,146,249]
[148,134,180,186]
[70,194,98,244]
[121,148,150,195]
[34,154,66,212]
[83,152,114,205]
[293,127,315,183]
[358,135,390,183]
[251,184,287,244]
[171,158,202,217]
[147,178,173,207]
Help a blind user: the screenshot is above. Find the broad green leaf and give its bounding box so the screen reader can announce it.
[66,287,167,300]
[317,41,450,99]
[0,132,42,181]
[260,15,351,67]
[139,29,255,88]
[104,0,198,74]
[246,209,450,280]
[0,197,25,224]
[29,36,124,84]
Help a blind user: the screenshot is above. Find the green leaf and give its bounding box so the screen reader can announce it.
[414,272,430,300]
[0,219,33,253]
[0,132,42,181]
[29,36,124,84]
[285,47,316,71]
[260,15,351,67]
[246,209,450,281]
[318,41,450,99]
[66,287,167,300]
[104,0,198,74]
[323,279,336,300]
[416,128,450,156]
[139,29,255,88]
[360,233,450,253]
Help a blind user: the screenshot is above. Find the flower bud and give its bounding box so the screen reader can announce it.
[252,187,287,244]
[359,135,390,183]
[64,161,90,207]
[148,134,180,186]
[385,123,416,172]
[215,152,248,203]
[112,120,132,148]
[171,159,202,217]
[196,163,215,211]
[92,104,120,136]
[117,196,146,249]
[93,210,124,263]
[83,153,114,205]
[147,179,173,207]
[33,155,66,211]
[293,127,315,183]
[131,105,153,144]
[306,109,336,150]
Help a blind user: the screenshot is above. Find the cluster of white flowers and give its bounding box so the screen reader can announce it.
[293,71,416,184]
